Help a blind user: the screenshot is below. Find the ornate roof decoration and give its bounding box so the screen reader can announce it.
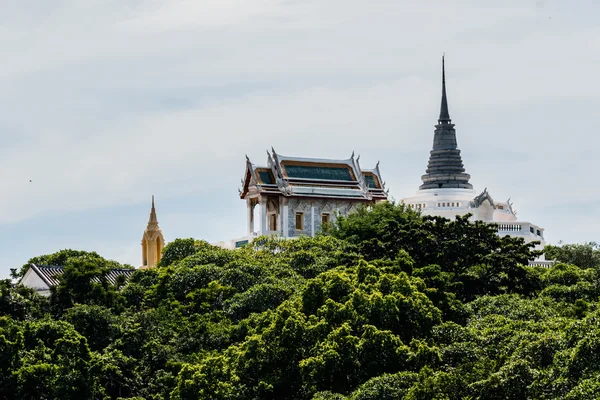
[506,198,518,218]
[470,188,494,208]
[240,150,387,201]
[420,55,473,190]
[142,196,164,243]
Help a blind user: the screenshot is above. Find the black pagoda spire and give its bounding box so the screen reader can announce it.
[439,54,450,122]
[419,56,473,190]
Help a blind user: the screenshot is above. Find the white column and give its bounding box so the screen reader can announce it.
[247,199,255,239]
[259,197,267,236]
[311,204,315,236]
[282,198,289,237]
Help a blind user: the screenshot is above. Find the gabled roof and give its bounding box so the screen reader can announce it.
[24,264,135,288]
[359,159,387,200]
[240,149,388,201]
[29,265,63,287]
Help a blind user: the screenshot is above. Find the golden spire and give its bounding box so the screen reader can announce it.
[147,195,159,228]
[140,194,165,269]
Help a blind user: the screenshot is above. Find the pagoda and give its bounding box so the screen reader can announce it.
[401,57,547,255]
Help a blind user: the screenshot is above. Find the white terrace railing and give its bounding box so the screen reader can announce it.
[491,221,544,240]
[528,260,557,268]
[496,223,523,232]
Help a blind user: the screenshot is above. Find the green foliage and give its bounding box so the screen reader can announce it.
[51,257,128,313]
[0,279,48,320]
[545,241,600,269]
[330,202,541,302]
[4,206,600,399]
[158,238,216,268]
[20,249,132,277]
[349,372,418,400]
[64,304,122,351]
[14,319,93,399]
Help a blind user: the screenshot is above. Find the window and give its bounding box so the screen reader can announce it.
[537,229,541,236]
[530,226,534,233]
[498,205,504,210]
[457,202,460,207]
[295,212,304,230]
[269,214,277,231]
[321,213,330,229]
[452,202,455,207]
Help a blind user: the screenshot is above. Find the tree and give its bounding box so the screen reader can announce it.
[0,316,23,397]
[158,238,215,268]
[0,280,47,321]
[6,212,600,400]
[19,249,132,277]
[51,257,126,313]
[545,241,600,269]
[64,304,122,351]
[330,202,541,300]
[15,320,93,399]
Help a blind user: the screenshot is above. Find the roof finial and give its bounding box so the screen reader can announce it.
[148,195,158,226]
[439,54,451,123]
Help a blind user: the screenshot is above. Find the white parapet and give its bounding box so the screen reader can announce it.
[212,232,259,250]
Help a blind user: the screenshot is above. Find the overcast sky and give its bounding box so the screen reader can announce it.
[1,0,599,276]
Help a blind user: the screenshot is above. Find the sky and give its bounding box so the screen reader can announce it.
[1,0,599,277]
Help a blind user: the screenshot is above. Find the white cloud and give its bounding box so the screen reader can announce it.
[1,0,600,272]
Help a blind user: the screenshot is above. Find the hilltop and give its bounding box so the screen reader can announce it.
[2,203,600,399]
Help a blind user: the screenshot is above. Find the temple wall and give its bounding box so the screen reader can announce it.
[286,198,361,237]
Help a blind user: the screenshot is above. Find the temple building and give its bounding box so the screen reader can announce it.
[219,149,387,248]
[401,57,546,252]
[140,196,165,269]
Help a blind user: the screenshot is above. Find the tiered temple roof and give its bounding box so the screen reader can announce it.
[420,56,473,190]
[240,149,387,201]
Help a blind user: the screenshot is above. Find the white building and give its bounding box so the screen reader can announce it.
[401,57,547,255]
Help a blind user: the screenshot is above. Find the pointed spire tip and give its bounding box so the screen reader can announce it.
[439,54,450,122]
[147,194,159,226]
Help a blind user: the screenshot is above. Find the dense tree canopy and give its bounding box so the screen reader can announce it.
[1,202,599,399]
[544,241,600,269]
